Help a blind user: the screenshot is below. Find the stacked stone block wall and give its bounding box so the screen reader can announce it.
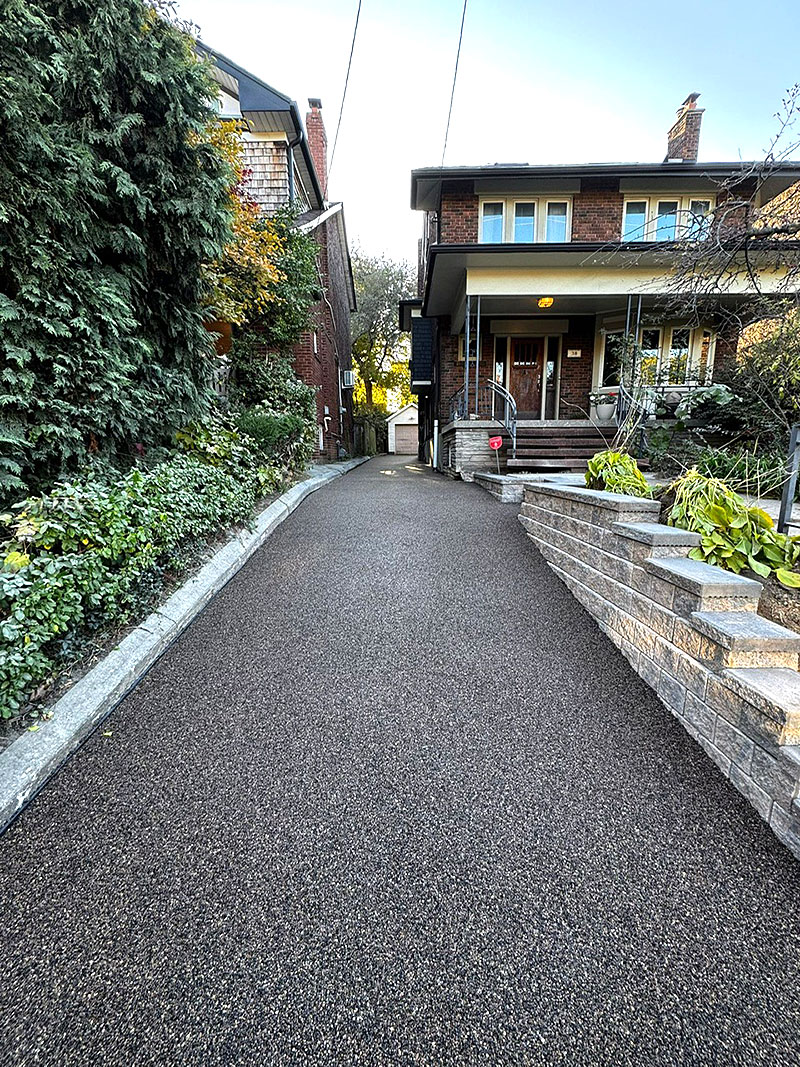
[519,481,800,859]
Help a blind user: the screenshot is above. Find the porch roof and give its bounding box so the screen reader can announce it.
[422,242,794,323]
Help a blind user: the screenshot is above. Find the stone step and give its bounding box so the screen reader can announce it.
[722,669,800,738]
[645,557,763,614]
[690,611,800,670]
[614,521,701,548]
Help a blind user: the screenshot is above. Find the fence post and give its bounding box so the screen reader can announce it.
[778,424,800,534]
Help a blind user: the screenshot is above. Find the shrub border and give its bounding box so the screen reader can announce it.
[0,458,368,834]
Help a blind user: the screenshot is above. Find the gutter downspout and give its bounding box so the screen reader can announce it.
[287,132,302,203]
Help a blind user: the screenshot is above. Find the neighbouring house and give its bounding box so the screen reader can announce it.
[203,46,357,461]
[402,95,800,478]
[387,403,419,454]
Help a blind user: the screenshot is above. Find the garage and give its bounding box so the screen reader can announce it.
[393,424,417,454]
[387,403,419,454]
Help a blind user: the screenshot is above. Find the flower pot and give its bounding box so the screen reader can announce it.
[595,402,616,421]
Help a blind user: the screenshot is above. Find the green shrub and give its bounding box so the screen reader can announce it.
[690,445,794,500]
[237,409,312,469]
[667,469,800,589]
[0,435,266,718]
[0,0,232,500]
[586,451,653,498]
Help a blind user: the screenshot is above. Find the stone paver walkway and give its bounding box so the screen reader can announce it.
[1,455,800,1066]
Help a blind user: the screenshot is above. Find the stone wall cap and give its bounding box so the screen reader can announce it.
[692,611,800,651]
[613,521,702,547]
[645,556,763,597]
[523,483,661,512]
[723,667,800,719]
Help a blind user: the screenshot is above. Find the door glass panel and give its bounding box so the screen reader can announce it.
[656,201,679,241]
[513,203,536,242]
[481,202,504,242]
[545,203,568,242]
[544,336,559,418]
[623,201,647,241]
[493,336,506,385]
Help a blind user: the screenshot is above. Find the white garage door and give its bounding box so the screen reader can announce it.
[394,424,417,454]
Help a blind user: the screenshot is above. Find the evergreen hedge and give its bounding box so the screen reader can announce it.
[0,0,231,499]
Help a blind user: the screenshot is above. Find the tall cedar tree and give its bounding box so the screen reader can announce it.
[0,1,231,494]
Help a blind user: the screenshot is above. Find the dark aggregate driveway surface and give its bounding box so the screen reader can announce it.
[2,456,800,1066]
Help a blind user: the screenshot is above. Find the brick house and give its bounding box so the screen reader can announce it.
[402,96,800,477]
[204,47,356,461]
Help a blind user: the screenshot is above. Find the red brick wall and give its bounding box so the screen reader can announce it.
[439,182,478,243]
[291,223,350,461]
[571,182,624,242]
[666,108,703,161]
[306,101,327,199]
[557,318,595,418]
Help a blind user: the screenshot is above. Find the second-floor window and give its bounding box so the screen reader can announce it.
[622,196,714,242]
[479,197,572,243]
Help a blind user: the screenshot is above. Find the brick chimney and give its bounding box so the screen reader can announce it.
[665,93,704,162]
[306,98,327,199]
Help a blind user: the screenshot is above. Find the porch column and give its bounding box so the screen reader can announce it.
[474,296,481,415]
[464,294,470,418]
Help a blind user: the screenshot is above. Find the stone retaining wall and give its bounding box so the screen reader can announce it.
[440,422,496,480]
[519,481,800,859]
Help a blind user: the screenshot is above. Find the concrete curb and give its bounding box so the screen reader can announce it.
[0,457,369,834]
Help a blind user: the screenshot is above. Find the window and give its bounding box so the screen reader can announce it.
[545,202,569,242]
[638,329,662,383]
[623,201,648,241]
[478,196,572,242]
[513,202,536,242]
[688,199,712,238]
[601,332,625,386]
[668,328,691,383]
[481,202,504,242]
[622,195,716,241]
[655,201,679,241]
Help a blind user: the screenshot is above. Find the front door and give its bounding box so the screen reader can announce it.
[509,337,544,418]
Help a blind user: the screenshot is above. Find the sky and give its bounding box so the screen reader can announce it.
[177,0,800,265]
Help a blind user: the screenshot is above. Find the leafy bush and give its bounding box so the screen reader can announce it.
[0,423,280,719]
[690,445,793,499]
[586,451,653,497]
[667,470,800,589]
[0,0,233,501]
[237,409,313,470]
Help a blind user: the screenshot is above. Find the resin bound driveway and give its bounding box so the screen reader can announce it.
[2,455,800,1066]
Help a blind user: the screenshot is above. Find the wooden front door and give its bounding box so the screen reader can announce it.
[509,337,544,417]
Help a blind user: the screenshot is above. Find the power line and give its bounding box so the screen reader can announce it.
[441,0,468,167]
[329,0,363,180]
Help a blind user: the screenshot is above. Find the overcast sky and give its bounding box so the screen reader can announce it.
[178,0,800,265]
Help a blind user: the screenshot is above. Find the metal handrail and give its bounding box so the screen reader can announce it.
[487,381,518,458]
[448,385,467,423]
[778,424,800,534]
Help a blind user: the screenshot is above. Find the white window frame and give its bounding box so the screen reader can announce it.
[621,195,716,242]
[595,324,717,390]
[478,196,573,243]
[480,201,506,243]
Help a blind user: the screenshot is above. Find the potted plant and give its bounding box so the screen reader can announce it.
[590,390,617,421]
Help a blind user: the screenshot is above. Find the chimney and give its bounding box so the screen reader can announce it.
[665,93,704,162]
[306,97,327,200]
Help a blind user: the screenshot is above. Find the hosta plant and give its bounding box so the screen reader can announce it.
[667,469,800,589]
[586,451,653,498]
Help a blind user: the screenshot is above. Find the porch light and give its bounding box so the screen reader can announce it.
[538,297,554,308]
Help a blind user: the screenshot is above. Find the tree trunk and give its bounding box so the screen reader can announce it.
[365,379,373,407]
